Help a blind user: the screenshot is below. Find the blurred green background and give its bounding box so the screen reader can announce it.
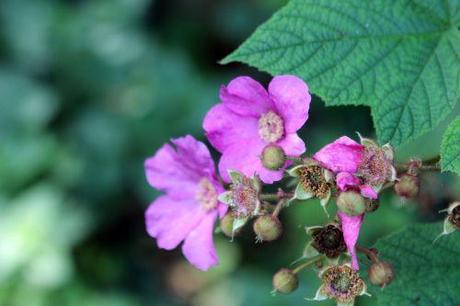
[1,0,459,305]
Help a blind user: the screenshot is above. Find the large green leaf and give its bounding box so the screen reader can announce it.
[223,0,460,146]
[372,223,460,305]
[441,116,460,174]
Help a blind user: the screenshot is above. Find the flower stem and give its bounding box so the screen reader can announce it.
[259,193,279,201]
[292,255,325,274]
[356,245,379,263]
[286,156,303,164]
[272,199,286,217]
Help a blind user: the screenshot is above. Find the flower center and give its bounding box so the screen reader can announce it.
[231,177,260,218]
[358,147,392,186]
[298,166,330,199]
[195,178,218,211]
[258,111,284,143]
[322,265,364,303]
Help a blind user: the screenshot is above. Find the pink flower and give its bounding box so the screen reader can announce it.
[313,136,378,200]
[203,75,311,184]
[144,135,227,271]
[313,136,378,270]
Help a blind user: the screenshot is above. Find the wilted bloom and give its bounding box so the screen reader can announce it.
[203,75,311,184]
[436,202,460,240]
[288,159,333,213]
[313,135,395,270]
[218,170,262,235]
[144,135,227,271]
[314,135,396,198]
[305,223,347,259]
[313,264,369,306]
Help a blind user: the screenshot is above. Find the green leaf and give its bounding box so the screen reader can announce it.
[441,116,460,174]
[223,0,460,146]
[372,223,460,305]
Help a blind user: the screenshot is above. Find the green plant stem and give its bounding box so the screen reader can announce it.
[272,199,286,217]
[292,255,325,274]
[356,245,379,263]
[286,156,303,164]
[259,193,280,201]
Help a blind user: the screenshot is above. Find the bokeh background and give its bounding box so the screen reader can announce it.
[1,0,459,305]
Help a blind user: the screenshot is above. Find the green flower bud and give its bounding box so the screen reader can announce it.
[394,174,419,199]
[368,261,394,287]
[272,268,299,294]
[253,215,283,242]
[261,144,286,170]
[220,212,240,238]
[337,191,366,216]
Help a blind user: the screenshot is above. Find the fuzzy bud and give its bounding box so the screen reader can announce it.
[253,215,283,242]
[261,144,286,170]
[394,174,419,199]
[272,268,298,294]
[368,261,394,287]
[337,191,366,216]
[220,212,239,238]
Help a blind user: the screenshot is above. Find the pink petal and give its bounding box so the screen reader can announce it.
[313,136,364,173]
[338,212,364,270]
[203,103,259,153]
[217,202,228,219]
[277,133,306,157]
[145,135,217,197]
[145,196,205,250]
[336,172,360,191]
[219,76,272,117]
[218,140,284,184]
[360,185,378,199]
[268,75,311,133]
[182,212,219,271]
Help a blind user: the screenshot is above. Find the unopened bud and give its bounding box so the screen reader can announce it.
[337,191,366,216]
[272,268,298,294]
[394,174,419,199]
[365,199,380,213]
[253,215,283,242]
[261,144,286,170]
[368,261,394,287]
[220,212,240,238]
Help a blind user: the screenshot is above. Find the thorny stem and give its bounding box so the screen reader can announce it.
[292,255,325,274]
[356,245,379,263]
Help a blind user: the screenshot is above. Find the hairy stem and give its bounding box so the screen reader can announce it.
[356,245,379,263]
[292,255,325,274]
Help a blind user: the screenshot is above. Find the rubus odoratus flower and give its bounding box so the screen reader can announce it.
[312,264,369,306]
[303,224,347,261]
[203,75,311,184]
[144,135,227,271]
[218,170,262,235]
[288,159,334,213]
